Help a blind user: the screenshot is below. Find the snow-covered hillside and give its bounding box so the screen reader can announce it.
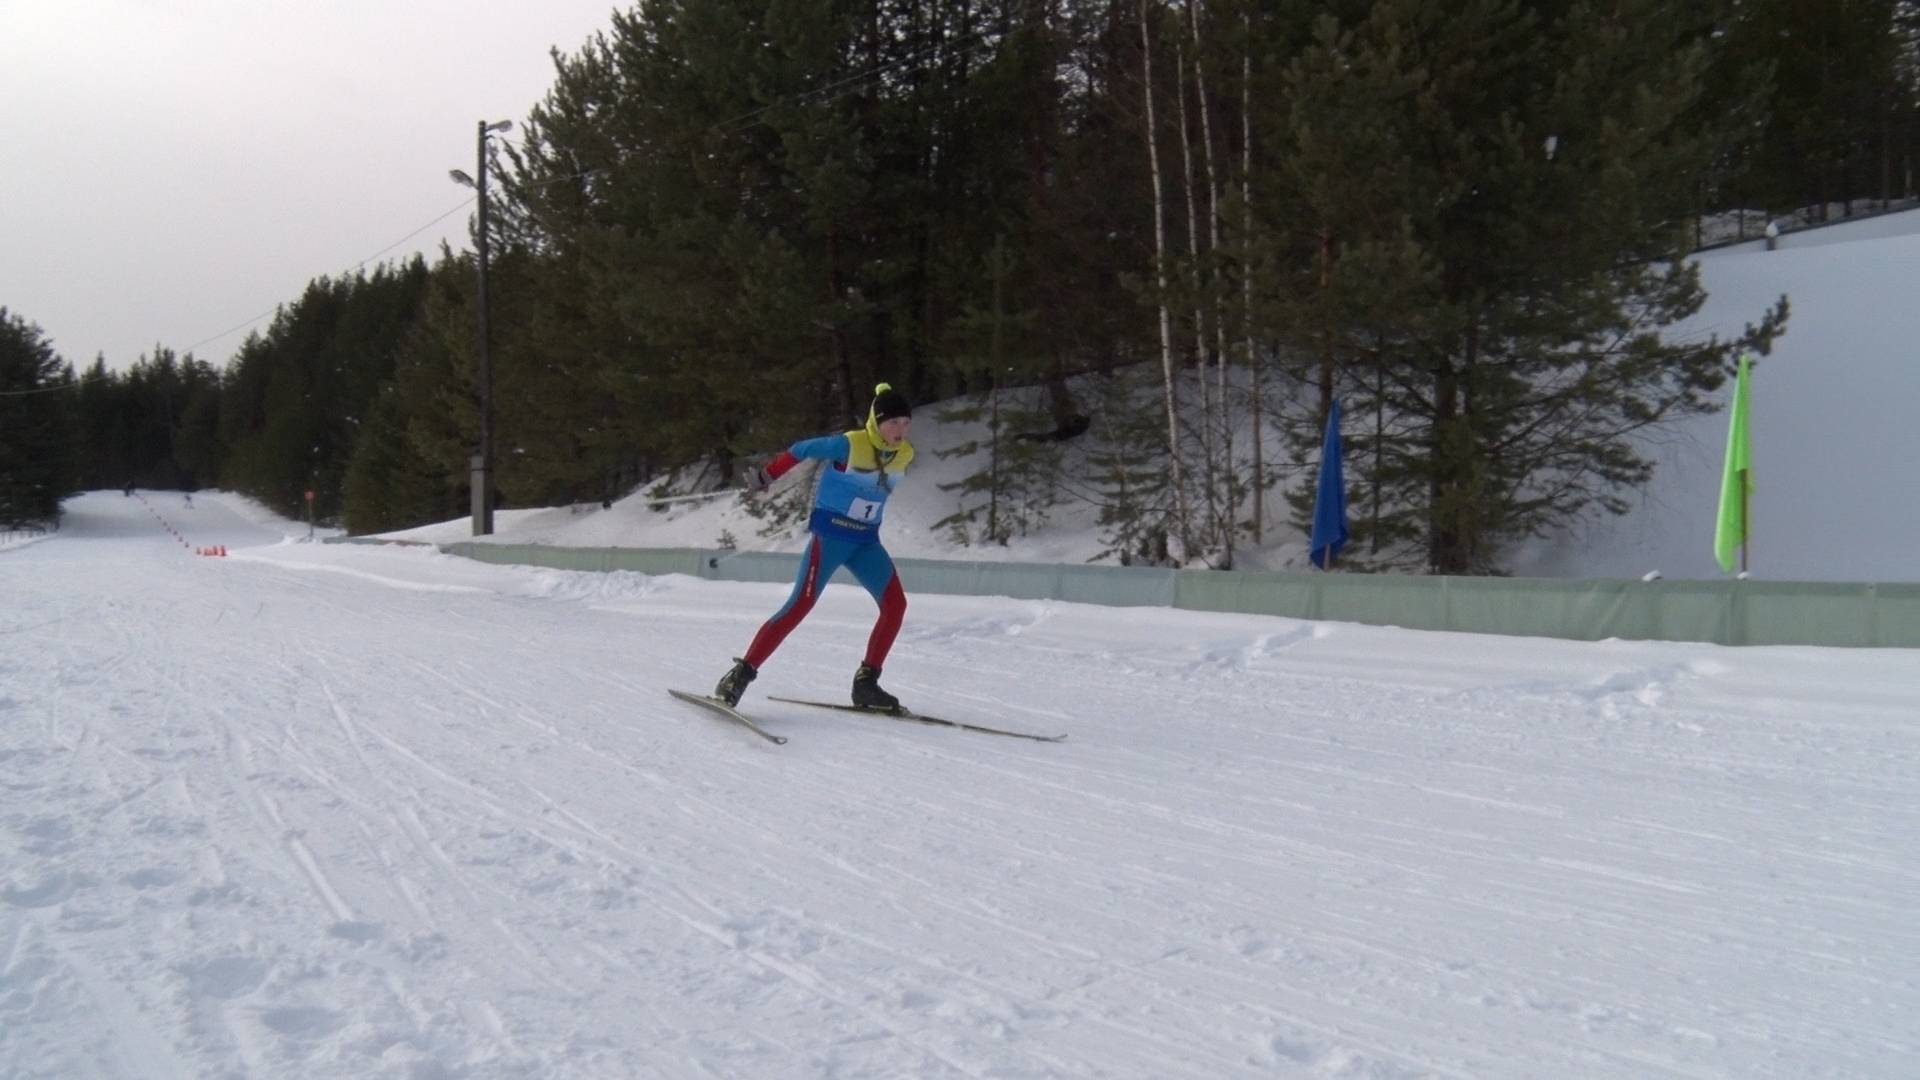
[4,490,1917,1078]
[381,209,1920,584]
[1509,209,1920,582]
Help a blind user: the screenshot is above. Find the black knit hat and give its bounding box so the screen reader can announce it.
[871,384,912,422]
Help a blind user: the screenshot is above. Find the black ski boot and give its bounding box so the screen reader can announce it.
[714,659,757,707]
[851,663,899,711]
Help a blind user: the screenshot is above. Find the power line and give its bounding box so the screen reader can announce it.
[3,191,483,385]
[177,196,481,359]
[177,309,282,357]
[351,196,476,271]
[108,20,1009,372]
[0,376,101,397]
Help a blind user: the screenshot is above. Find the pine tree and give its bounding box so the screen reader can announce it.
[931,237,1062,546]
[216,263,430,520]
[501,0,854,481]
[173,357,225,490]
[73,357,133,490]
[1723,0,1917,217]
[493,0,1142,496]
[342,378,458,534]
[1271,0,1787,573]
[0,308,75,526]
[1085,365,1179,565]
[339,259,489,532]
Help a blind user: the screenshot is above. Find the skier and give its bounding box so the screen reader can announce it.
[713,383,914,710]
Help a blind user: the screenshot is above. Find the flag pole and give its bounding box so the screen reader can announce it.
[1741,470,1749,573]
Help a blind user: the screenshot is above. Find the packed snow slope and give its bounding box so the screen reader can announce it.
[4,490,1917,1078]
[1509,207,1920,581]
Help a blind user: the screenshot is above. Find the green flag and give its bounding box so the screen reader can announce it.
[1714,352,1754,574]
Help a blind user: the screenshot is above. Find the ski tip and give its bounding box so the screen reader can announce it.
[668,689,788,744]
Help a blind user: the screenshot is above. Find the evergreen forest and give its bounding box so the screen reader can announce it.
[5,0,1916,573]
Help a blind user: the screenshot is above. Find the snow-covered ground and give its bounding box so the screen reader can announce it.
[5,206,1917,1078]
[4,490,1916,1078]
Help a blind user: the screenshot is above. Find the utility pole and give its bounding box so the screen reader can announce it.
[451,118,514,536]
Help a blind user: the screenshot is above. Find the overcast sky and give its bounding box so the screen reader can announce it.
[1,1,620,372]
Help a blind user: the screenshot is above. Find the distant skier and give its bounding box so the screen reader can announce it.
[183,493,193,508]
[712,383,915,710]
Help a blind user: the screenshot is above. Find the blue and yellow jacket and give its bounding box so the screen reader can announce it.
[764,419,914,544]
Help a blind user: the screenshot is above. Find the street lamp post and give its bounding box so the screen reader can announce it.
[450,118,514,536]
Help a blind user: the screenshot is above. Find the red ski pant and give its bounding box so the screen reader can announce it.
[742,535,906,671]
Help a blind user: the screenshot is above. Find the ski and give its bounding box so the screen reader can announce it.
[667,689,788,744]
[767,697,1067,743]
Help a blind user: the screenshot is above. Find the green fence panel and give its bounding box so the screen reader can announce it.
[1054,563,1179,607]
[896,558,1060,601]
[1174,570,1300,619]
[442,543,710,576]
[1320,574,1450,631]
[699,550,805,584]
[1638,581,1724,643]
[336,536,1918,648]
[1444,577,1566,639]
[1733,580,1920,648]
[1870,583,1920,647]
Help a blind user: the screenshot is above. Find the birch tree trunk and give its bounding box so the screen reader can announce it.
[1241,19,1263,544]
[1140,0,1189,557]
[987,237,1007,544]
[1188,0,1233,568]
[1176,45,1223,564]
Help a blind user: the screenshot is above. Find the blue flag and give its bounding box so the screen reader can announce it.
[1310,399,1349,570]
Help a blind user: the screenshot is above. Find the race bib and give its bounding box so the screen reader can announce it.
[846,497,881,522]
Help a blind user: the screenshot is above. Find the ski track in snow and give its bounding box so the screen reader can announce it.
[2,492,1917,1078]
